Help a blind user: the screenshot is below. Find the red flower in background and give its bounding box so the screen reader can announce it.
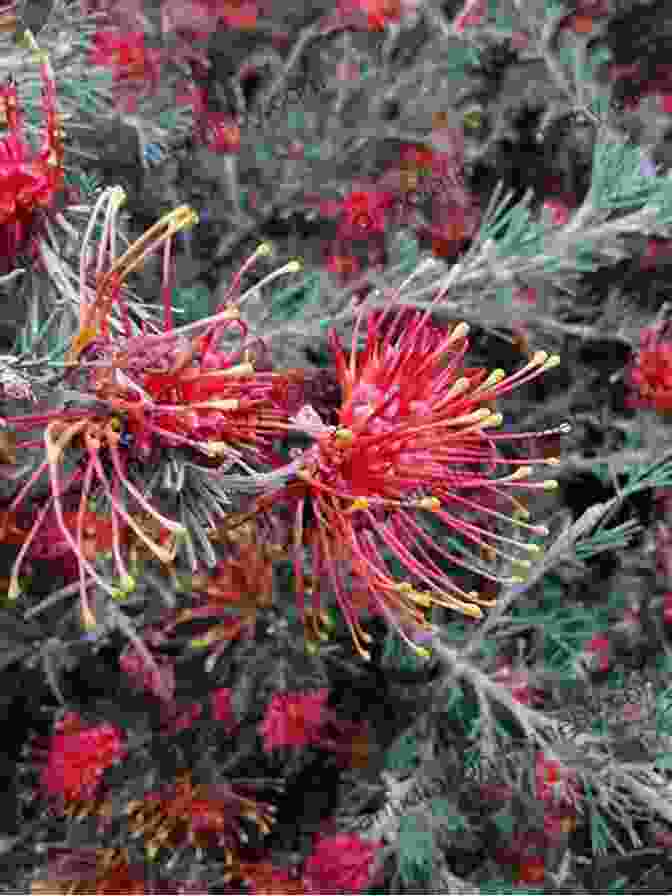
[259,690,329,752]
[40,712,125,804]
[0,53,64,272]
[628,324,672,414]
[338,185,395,238]
[303,832,382,894]
[90,29,162,111]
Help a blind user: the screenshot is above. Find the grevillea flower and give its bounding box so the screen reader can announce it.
[126,771,275,861]
[0,36,64,272]
[5,197,299,631]
[628,324,672,414]
[259,689,329,752]
[40,711,125,804]
[302,833,382,894]
[261,308,563,658]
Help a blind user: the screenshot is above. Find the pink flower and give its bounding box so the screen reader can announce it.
[663,592,672,626]
[40,712,125,804]
[211,687,236,728]
[452,0,488,32]
[259,690,329,752]
[535,752,580,807]
[581,633,611,673]
[161,700,203,735]
[543,198,571,227]
[120,645,176,702]
[303,833,382,894]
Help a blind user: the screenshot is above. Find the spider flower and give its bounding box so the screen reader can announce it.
[265,308,563,658]
[6,200,298,631]
[126,771,275,862]
[0,34,64,272]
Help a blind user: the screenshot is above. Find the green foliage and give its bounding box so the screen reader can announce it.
[65,169,102,199]
[574,518,642,560]
[270,270,322,321]
[384,730,420,773]
[445,43,481,80]
[589,140,662,212]
[172,284,211,325]
[397,814,434,886]
[478,195,545,259]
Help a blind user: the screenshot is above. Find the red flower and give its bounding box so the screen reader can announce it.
[90,29,162,110]
[535,752,580,808]
[270,310,561,657]
[303,833,382,894]
[211,687,235,727]
[451,0,488,32]
[202,111,241,154]
[338,185,395,238]
[663,592,672,625]
[628,324,672,414]
[40,712,125,804]
[330,0,416,31]
[0,53,64,272]
[259,690,329,752]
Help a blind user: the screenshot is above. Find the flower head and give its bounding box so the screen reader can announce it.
[126,771,275,861]
[40,712,125,805]
[271,309,562,658]
[303,833,382,894]
[259,689,329,752]
[0,39,64,272]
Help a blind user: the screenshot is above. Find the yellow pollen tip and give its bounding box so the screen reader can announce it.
[530,350,549,366]
[165,205,198,233]
[111,186,126,208]
[334,428,354,442]
[543,354,561,370]
[416,496,441,511]
[257,242,274,256]
[350,498,369,511]
[510,576,526,584]
[524,544,542,554]
[286,259,303,273]
[543,479,559,491]
[483,413,503,428]
[481,369,506,388]
[397,582,414,593]
[513,558,532,569]
[448,322,470,344]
